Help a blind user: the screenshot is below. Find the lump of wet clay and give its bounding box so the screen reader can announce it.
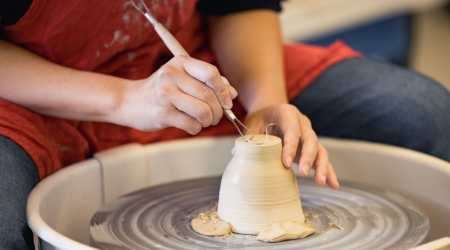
[191,211,232,236]
[256,220,315,243]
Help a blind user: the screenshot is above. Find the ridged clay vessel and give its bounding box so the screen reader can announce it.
[218,134,305,235]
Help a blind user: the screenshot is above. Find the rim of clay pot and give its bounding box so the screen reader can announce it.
[233,134,282,157]
[236,134,281,147]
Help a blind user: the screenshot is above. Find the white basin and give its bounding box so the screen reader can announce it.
[27,137,450,249]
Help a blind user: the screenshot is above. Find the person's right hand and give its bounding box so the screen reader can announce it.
[112,56,238,134]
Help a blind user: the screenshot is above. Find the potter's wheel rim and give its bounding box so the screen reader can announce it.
[90,177,430,250]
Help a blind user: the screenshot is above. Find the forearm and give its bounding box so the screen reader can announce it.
[208,10,287,113]
[0,40,127,122]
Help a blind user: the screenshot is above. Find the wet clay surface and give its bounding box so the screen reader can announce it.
[90,177,429,250]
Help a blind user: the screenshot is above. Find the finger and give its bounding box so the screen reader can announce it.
[221,76,238,99]
[298,116,319,176]
[327,163,340,189]
[170,90,214,128]
[230,85,238,99]
[174,72,223,125]
[182,58,233,109]
[313,145,329,186]
[282,127,300,168]
[164,108,202,135]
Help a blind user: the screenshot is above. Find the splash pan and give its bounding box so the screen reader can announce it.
[26,137,450,250]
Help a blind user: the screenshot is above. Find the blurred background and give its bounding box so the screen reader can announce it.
[280,0,450,89]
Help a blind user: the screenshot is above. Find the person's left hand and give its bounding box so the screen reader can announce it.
[245,104,340,189]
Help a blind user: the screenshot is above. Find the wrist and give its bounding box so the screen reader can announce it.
[241,89,288,114]
[235,74,288,114]
[246,99,288,115]
[102,78,135,126]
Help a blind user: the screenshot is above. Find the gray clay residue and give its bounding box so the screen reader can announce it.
[90,178,430,250]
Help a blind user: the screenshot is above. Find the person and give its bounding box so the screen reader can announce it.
[1,0,449,249]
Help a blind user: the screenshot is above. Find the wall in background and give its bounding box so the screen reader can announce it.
[281,1,450,89]
[413,7,450,89]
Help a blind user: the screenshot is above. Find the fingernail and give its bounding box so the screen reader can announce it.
[319,175,326,185]
[286,157,293,168]
[302,164,310,176]
[223,98,232,109]
[299,164,309,176]
[230,87,238,98]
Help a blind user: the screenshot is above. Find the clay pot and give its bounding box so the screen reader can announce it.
[217,134,305,235]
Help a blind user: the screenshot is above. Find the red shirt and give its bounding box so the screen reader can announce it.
[1,0,359,178]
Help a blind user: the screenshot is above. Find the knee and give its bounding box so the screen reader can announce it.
[368,69,450,160]
[302,58,450,160]
[383,97,438,151]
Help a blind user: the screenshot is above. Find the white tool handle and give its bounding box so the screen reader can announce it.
[153,22,189,57]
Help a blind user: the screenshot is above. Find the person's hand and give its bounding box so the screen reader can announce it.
[113,56,237,134]
[245,104,340,189]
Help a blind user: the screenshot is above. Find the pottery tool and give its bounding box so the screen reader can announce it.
[264,123,277,143]
[90,177,429,250]
[130,0,248,136]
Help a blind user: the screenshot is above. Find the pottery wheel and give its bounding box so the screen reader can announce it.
[90,177,429,250]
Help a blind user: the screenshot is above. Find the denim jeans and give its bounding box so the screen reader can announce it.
[1,58,449,249]
[0,137,38,250]
[293,58,450,162]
